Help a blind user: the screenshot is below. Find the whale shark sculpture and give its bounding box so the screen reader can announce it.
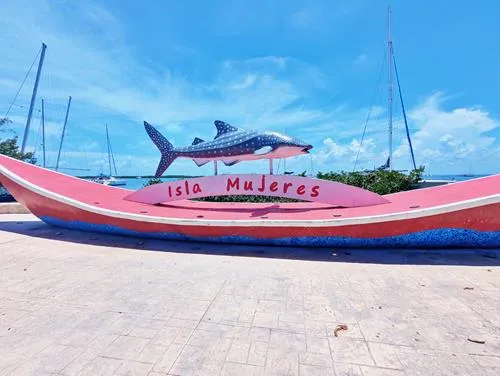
[144,120,313,177]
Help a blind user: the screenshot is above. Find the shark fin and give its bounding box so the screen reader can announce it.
[222,159,240,166]
[254,146,273,155]
[191,137,205,145]
[214,120,239,139]
[193,159,210,167]
[144,121,176,177]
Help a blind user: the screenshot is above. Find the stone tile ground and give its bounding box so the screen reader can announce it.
[0,214,499,375]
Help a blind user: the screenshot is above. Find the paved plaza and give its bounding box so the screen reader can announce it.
[0,214,499,375]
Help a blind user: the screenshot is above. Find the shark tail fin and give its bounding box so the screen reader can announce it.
[144,121,176,177]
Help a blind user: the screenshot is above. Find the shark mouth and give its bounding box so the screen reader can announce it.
[302,145,313,153]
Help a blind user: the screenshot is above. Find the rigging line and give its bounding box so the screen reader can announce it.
[353,49,387,172]
[4,45,43,118]
[392,50,417,170]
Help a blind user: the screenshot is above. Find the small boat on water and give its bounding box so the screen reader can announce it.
[92,173,126,186]
[92,125,126,187]
[1,155,498,248]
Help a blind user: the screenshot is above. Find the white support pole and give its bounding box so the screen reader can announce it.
[214,160,218,175]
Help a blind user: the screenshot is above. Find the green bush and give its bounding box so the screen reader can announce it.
[0,118,36,164]
[1,118,37,190]
[144,177,163,187]
[317,166,424,195]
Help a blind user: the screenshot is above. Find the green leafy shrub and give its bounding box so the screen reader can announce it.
[317,166,424,195]
[0,118,36,164]
[144,177,163,187]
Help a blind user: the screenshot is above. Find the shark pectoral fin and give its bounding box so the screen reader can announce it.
[192,137,205,145]
[193,159,210,167]
[254,146,273,155]
[222,159,240,166]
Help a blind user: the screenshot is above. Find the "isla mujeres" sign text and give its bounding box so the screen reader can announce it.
[124,174,388,208]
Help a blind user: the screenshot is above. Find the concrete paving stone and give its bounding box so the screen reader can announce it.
[333,362,364,376]
[224,324,252,339]
[329,337,375,366]
[472,354,500,368]
[128,327,159,339]
[169,345,206,376]
[299,352,333,368]
[238,308,256,324]
[115,360,153,376]
[87,332,119,349]
[59,348,100,376]
[396,347,483,376]
[304,320,328,338]
[0,344,83,375]
[269,330,307,352]
[172,327,196,344]
[264,349,299,376]
[226,339,251,363]
[76,355,122,376]
[253,312,278,329]
[100,335,150,360]
[135,343,168,364]
[278,319,306,334]
[188,329,222,347]
[166,318,199,329]
[306,336,330,354]
[359,366,405,375]
[299,364,334,376]
[220,362,264,376]
[367,342,404,369]
[247,341,268,366]
[153,343,184,373]
[194,338,233,376]
[151,325,182,346]
[257,299,286,313]
[248,327,271,342]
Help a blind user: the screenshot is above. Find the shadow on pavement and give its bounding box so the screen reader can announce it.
[0,219,499,266]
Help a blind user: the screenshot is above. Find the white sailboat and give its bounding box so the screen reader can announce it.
[93,125,126,186]
[355,7,453,187]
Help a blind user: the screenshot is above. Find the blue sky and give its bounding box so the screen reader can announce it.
[1,0,499,176]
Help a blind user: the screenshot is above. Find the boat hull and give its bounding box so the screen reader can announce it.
[1,156,499,248]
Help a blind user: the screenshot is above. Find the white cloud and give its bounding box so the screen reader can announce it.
[354,53,367,64]
[398,92,499,173]
[1,1,498,176]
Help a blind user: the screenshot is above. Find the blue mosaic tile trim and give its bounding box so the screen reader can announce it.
[40,216,500,249]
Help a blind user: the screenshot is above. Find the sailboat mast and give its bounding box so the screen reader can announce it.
[387,6,394,171]
[106,125,112,176]
[21,42,47,154]
[41,98,46,168]
[55,96,72,171]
